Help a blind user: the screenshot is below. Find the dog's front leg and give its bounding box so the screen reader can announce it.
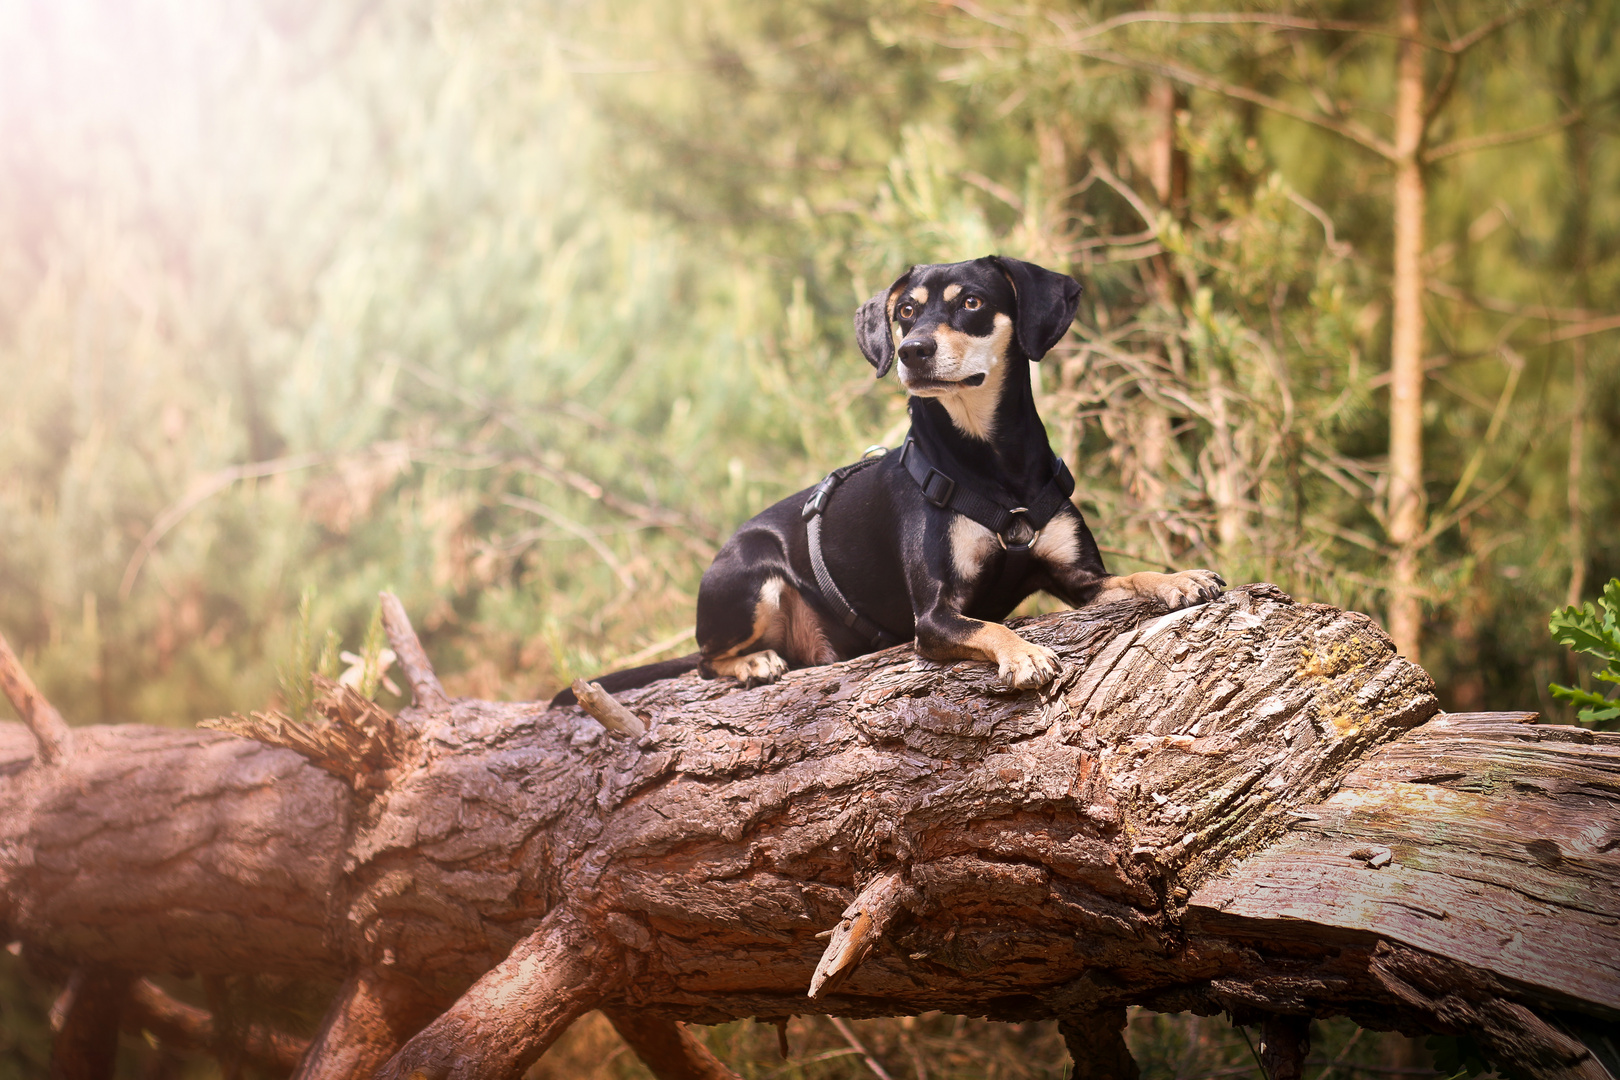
[914,607,1062,689]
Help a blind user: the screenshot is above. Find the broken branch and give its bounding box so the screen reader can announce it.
[379,590,450,712]
[0,628,73,766]
[809,871,915,999]
[570,678,648,738]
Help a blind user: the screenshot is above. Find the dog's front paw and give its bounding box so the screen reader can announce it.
[996,640,1062,689]
[722,648,788,688]
[1158,569,1227,610]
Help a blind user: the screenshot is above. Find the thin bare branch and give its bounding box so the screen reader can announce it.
[826,1018,896,1080]
[0,629,73,766]
[1544,312,1620,343]
[1425,109,1582,162]
[119,450,330,600]
[503,494,639,593]
[1038,7,1450,51]
[378,592,450,713]
[1077,48,1396,160]
[1442,0,1563,55]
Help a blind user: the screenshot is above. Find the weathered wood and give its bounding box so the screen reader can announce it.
[1,585,1615,1080]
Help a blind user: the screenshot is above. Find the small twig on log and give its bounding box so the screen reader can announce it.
[0,629,73,766]
[809,871,914,999]
[570,679,647,738]
[50,968,130,1080]
[378,592,450,712]
[127,978,308,1073]
[1260,1015,1311,1080]
[604,1010,742,1080]
[827,1017,896,1080]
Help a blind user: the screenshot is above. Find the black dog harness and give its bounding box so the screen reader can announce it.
[801,453,901,649]
[801,439,1077,648]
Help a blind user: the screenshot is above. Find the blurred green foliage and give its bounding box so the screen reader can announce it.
[2,0,1619,1075]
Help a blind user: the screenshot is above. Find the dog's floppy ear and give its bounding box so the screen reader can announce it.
[854,269,910,379]
[989,256,1082,361]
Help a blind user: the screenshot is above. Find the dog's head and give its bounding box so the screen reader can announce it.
[855,256,1082,387]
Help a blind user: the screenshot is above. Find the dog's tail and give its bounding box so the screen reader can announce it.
[549,652,703,708]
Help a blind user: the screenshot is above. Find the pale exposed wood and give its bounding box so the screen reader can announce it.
[571,678,649,738]
[202,674,411,790]
[1188,713,1620,1016]
[0,628,73,766]
[379,590,450,712]
[809,870,915,999]
[0,586,1614,1080]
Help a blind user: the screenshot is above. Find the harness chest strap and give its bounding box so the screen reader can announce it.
[801,457,902,650]
[897,437,1075,537]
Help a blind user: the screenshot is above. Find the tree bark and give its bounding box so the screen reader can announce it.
[2,586,1615,1080]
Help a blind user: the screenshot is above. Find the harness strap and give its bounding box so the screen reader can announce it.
[898,437,1075,536]
[898,437,1075,594]
[801,455,902,650]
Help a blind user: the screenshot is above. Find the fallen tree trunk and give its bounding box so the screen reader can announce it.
[1,585,1615,1080]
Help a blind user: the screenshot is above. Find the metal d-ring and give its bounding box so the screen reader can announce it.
[996,508,1039,551]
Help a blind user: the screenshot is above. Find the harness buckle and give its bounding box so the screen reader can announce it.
[801,476,839,520]
[921,468,956,508]
[996,508,1040,551]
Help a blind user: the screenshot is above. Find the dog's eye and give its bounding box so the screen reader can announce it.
[963,296,982,311]
[897,302,916,321]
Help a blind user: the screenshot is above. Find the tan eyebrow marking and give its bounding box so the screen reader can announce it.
[943,284,962,302]
[908,286,928,304]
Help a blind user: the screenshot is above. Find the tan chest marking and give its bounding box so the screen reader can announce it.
[949,516,998,580]
[1032,514,1080,566]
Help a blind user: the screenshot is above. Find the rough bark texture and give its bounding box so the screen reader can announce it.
[2,585,1615,1080]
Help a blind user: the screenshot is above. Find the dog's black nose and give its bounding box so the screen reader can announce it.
[898,337,936,367]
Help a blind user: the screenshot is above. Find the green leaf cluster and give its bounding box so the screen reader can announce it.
[1549,579,1620,728]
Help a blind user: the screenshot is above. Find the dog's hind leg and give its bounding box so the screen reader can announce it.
[697,571,840,687]
[696,572,790,688]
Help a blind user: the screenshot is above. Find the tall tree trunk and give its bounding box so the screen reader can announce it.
[1388,0,1429,662]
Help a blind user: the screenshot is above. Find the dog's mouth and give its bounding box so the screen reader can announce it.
[903,372,987,393]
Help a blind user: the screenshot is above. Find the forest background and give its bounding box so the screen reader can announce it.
[1,0,1617,1077]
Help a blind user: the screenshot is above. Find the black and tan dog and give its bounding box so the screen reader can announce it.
[560,255,1223,702]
